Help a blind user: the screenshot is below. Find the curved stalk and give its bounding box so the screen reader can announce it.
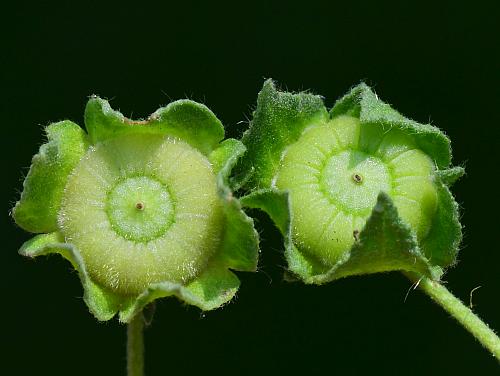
[406,273,500,360]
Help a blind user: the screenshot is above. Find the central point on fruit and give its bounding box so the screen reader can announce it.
[106,176,174,242]
[320,150,391,214]
[352,173,363,184]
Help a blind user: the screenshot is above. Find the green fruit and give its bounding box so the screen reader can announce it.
[14,97,259,322]
[59,135,223,295]
[239,80,462,283]
[275,115,437,267]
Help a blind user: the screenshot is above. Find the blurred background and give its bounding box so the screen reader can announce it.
[2,1,499,374]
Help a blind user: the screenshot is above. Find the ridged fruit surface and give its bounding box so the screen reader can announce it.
[59,134,223,295]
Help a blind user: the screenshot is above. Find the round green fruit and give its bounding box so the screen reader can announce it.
[275,115,438,267]
[59,134,224,295]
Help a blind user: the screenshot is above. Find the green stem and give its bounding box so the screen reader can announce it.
[127,312,145,376]
[407,273,500,360]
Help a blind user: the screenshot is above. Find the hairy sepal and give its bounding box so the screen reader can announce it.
[241,190,442,283]
[19,233,127,321]
[85,96,224,155]
[330,83,452,169]
[19,233,245,322]
[239,80,463,280]
[13,121,89,233]
[237,79,329,188]
[241,189,329,279]
[212,138,259,272]
[420,176,463,267]
[309,193,443,284]
[329,83,462,266]
[437,166,465,186]
[119,264,240,322]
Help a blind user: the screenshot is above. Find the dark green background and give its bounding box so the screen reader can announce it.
[2,1,499,375]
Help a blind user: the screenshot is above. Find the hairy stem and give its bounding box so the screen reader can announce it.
[127,312,145,376]
[406,273,500,360]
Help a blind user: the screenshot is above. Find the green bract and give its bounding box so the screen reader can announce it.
[237,80,463,283]
[13,97,259,322]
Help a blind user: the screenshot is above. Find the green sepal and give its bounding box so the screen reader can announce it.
[328,84,462,268]
[217,195,259,272]
[118,263,240,323]
[19,233,243,322]
[210,138,246,178]
[241,190,442,283]
[240,189,326,280]
[330,83,452,169]
[421,178,462,267]
[212,139,259,272]
[307,193,443,284]
[240,189,328,279]
[437,166,465,186]
[13,121,90,233]
[237,79,329,188]
[84,96,224,155]
[283,244,329,282]
[19,233,127,321]
[240,188,290,234]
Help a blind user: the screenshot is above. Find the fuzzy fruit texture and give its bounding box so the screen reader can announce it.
[238,80,463,283]
[59,135,224,295]
[13,97,259,322]
[275,115,438,268]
